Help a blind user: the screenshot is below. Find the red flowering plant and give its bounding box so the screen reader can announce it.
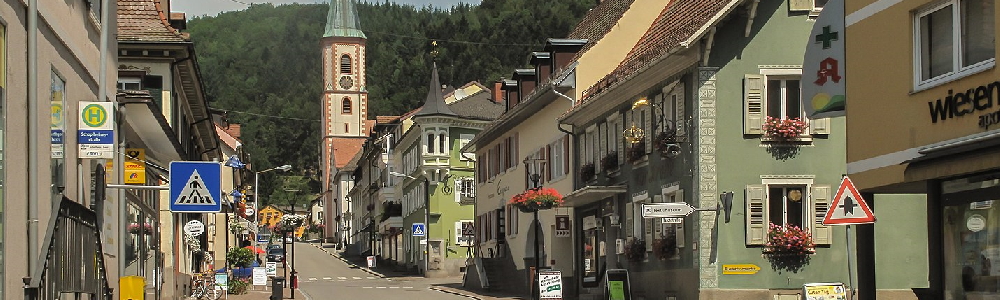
[763,223,816,256]
[509,187,564,212]
[762,117,808,140]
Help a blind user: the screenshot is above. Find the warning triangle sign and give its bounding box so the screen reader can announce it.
[823,176,876,225]
[174,170,217,206]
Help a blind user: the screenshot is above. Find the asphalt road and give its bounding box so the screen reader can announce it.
[284,242,470,300]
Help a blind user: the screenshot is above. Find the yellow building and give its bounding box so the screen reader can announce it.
[259,205,285,229]
[847,0,998,299]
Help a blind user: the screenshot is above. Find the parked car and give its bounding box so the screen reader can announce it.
[267,244,282,251]
[266,248,285,262]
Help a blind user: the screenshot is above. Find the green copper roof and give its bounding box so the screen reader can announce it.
[324,0,366,39]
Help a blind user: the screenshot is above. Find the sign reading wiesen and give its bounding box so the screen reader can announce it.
[78,102,115,159]
[538,270,563,299]
[641,203,695,218]
[183,220,205,236]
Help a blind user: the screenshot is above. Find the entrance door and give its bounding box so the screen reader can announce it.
[581,209,604,288]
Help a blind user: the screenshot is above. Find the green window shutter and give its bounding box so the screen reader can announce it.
[789,0,813,11]
[746,184,767,245]
[744,74,765,135]
[810,117,831,135]
[811,185,833,245]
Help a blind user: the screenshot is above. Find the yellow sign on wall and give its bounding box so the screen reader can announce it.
[722,264,761,275]
[124,148,145,184]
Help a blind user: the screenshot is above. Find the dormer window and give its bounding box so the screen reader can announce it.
[340,54,352,74]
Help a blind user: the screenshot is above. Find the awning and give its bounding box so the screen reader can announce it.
[120,91,184,163]
[379,216,403,233]
[563,185,627,207]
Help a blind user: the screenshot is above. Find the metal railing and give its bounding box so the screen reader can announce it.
[24,197,112,300]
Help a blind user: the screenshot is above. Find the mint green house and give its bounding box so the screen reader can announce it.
[393,64,503,277]
[556,0,928,299]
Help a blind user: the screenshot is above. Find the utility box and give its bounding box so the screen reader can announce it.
[119,276,145,300]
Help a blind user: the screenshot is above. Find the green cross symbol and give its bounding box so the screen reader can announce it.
[816,25,839,49]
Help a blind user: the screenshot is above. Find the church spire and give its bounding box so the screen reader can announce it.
[324,0,366,39]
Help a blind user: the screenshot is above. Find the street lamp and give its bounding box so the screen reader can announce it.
[389,171,431,276]
[523,157,546,300]
[254,164,292,235]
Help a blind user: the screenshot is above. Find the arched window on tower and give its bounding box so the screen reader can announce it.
[342,97,352,114]
[340,55,352,74]
[426,133,435,154]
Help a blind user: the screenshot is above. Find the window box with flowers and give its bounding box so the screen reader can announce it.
[275,214,307,232]
[626,140,646,164]
[601,152,619,174]
[762,117,809,141]
[654,131,682,158]
[580,163,596,182]
[128,223,154,235]
[762,223,816,272]
[624,238,646,262]
[509,187,564,213]
[652,236,678,260]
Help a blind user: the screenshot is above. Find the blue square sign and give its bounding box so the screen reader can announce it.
[412,223,426,237]
[169,161,223,213]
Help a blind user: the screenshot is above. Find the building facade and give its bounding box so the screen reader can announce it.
[846,0,999,299]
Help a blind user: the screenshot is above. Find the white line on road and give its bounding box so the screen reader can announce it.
[376,287,387,289]
[352,277,361,279]
[322,277,331,280]
[362,287,373,289]
[308,278,317,281]
[338,277,347,280]
[366,277,375,279]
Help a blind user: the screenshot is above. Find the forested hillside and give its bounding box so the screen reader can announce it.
[186,0,595,204]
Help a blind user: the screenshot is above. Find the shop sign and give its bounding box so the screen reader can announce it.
[722,264,761,275]
[927,80,1000,130]
[802,0,846,118]
[803,282,847,300]
[555,215,571,237]
[538,270,563,299]
[124,148,145,184]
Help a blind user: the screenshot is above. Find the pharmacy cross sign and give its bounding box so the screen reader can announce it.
[816,25,839,49]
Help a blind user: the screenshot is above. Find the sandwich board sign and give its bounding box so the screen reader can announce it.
[823,176,876,225]
[169,161,223,213]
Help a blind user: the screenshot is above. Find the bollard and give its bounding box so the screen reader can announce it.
[270,277,285,300]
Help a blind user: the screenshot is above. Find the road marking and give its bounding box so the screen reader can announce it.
[362,287,373,289]
[376,287,387,289]
[389,287,399,289]
[367,277,375,279]
[338,277,347,280]
[352,277,361,279]
[308,278,317,281]
[322,277,331,280]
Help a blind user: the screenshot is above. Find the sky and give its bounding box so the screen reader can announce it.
[172,0,482,18]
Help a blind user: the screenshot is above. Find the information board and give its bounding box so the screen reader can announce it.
[253,267,267,286]
[538,270,563,299]
[605,269,631,300]
[215,273,229,291]
[803,282,847,300]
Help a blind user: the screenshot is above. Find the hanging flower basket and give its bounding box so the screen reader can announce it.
[652,237,677,260]
[601,152,619,172]
[624,238,646,262]
[580,163,596,182]
[128,223,154,235]
[762,224,816,256]
[762,117,808,140]
[277,214,307,232]
[627,140,646,163]
[509,188,564,212]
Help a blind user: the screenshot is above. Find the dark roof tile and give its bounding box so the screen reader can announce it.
[118,0,187,43]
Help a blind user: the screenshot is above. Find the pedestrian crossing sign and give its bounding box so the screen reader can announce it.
[169,161,222,213]
[412,223,425,237]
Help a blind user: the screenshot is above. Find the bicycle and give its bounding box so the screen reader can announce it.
[190,272,225,300]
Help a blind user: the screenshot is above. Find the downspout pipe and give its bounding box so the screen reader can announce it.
[27,0,39,280]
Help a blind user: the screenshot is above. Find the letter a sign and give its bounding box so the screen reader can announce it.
[823,176,876,225]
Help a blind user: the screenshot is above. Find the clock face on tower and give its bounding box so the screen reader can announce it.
[339,76,354,90]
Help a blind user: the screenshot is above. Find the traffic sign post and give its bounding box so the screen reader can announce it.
[822,175,876,300]
[412,223,425,237]
[169,161,223,213]
[641,203,696,218]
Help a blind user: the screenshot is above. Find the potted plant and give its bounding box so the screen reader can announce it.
[654,131,682,158]
[508,187,564,212]
[228,277,250,295]
[624,238,646,262]
[227,247,255,268]
[601,152,619,172]
[762,117,809,140]
[627,140,646,163]
[580,163,596,182]
[762,223,816,256]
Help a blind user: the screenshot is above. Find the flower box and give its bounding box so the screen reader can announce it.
[601,152,619,172]
[509,188,564,213]
[624,238,646,262]
[762,223,816,256]
[627,140,646,164]
[580,163,596,182]
[762,117,809,140]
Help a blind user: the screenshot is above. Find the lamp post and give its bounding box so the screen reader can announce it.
[253,164,292,237]
[523,157,546,300]
[389,171,431,277]
[285,188,301,299]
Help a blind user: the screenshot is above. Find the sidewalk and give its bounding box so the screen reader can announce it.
[306,242,527,300]
[219,288,308,300]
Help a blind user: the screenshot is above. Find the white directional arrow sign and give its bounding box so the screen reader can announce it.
[642,203,696,218]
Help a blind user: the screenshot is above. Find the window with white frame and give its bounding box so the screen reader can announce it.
[549,136,566,180]
[745,180,832,246]
[460,178,475,198]
[915,0,995,88]
[789,0,827,12]
[766,77,802,120]
[506,204,518,236]
[117,77,141,90]
[744,70,831,136]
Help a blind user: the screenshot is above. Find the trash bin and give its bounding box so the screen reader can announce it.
[270,277,285,300]
[119,276,145,300]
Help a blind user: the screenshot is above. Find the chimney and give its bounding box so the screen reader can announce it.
[544,38,588,72]
[502,79,519,111]
[493,81,504,103]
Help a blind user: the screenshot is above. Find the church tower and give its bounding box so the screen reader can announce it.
[321,0,367,138]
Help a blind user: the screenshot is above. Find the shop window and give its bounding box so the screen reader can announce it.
[914,0,996,90]
[943,176,1000,298]
[746,183,832,246]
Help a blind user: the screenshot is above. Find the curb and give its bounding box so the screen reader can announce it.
[428,287,483,300]
[308,243,387,278]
